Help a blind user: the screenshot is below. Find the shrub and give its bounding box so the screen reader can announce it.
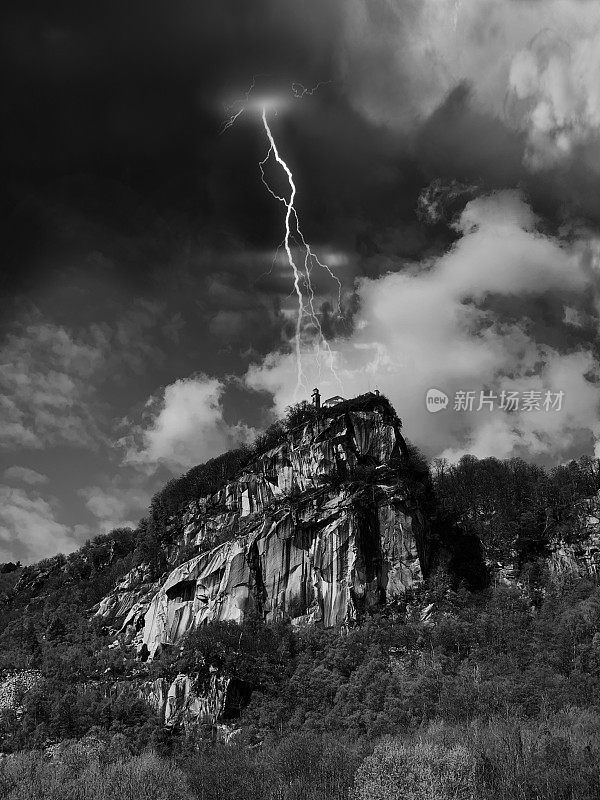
[468,711,600,800]
[0,749,191,800]
[353,738,476,800]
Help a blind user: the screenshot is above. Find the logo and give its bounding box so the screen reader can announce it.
[425,388,449,413]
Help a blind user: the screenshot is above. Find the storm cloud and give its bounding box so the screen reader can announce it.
[2,0,600,560]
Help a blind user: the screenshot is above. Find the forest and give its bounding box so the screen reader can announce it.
[2,451,600,799]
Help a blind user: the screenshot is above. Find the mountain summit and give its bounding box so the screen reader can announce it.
[97,392,435,659]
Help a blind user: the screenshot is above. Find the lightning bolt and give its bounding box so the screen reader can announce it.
[259,108,307,393]
[221,80,343,398]
[220,75,266,134]
[259,107,343,396]
[291,80,331,99]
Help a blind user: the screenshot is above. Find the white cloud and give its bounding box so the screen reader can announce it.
[82,488,132,522]
[0,317,106,451]
[563,305,583,327]
[3,466,49,486]
[509,29,600,169]
[246,191,600,463]
[122,374,254,472]
[337,0,600,167]
[0,486,79,564]
[0,300,183,458]
[439,351,600,463]
[79,480,150,533]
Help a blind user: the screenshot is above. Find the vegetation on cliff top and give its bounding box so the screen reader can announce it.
[149,393,399,526]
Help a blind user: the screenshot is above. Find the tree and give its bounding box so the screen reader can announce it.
[284,401,315,430]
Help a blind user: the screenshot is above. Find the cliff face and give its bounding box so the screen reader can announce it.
[98,397,432,658]
[94,564,160,639]
[139,670,249,732]
[548,494,600,579]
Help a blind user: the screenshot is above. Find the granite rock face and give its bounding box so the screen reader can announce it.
[476,492,600,589]
[93,564,160,638]
[132,400,431,657]
[139,669,249,730]
[549,493,600,578]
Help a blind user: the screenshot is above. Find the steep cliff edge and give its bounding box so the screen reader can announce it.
[97,394,434,657]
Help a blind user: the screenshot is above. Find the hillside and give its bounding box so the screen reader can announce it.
[2,395,600,798]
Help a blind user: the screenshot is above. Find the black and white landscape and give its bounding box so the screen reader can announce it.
[2,2,600,798]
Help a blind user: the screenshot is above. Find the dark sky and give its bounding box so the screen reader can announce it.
[2,0,600,562]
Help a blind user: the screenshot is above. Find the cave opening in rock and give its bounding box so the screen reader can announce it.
[166,579,196,602]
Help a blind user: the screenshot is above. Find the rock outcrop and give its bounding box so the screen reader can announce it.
[139,401,430,656]
[549,493,600,579]
[139,669,249,730]
[0,671,44,717]
[97,395,433,658]
[94,564,160,636]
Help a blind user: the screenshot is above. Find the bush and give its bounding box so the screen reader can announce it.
[468,711,600,800]
[353,712,600,800]
[179,733,363,800]
[180,741,269,800]
[146,447,251,544]
[0,749,191,800]
[353,738,476,800]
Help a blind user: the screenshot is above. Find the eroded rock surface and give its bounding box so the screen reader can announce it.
[139,669,249,730]
[131,400,431,657]
[549,494,600,578]
[94,564,160,638]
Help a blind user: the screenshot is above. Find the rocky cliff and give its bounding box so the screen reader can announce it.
[475,490,600,590]
[139,669,249,733]
[97,394,433,658]
[5,396,600,748]
[548,494,600,579]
